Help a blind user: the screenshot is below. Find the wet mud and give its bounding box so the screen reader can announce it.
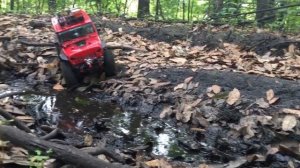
[7,65,300,167]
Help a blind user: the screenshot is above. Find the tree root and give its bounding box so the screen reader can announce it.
[0,125,131,168]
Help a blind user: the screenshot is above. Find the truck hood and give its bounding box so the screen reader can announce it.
[62,35,103,64]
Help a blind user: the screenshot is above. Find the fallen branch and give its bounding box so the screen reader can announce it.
[40,128,60,140]
[0,108,31,133]
[0,125,131,168]
[81,147,126,164]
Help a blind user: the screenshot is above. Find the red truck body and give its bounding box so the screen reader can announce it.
[51,9,104,66]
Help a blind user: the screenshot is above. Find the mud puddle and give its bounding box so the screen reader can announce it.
[15,91,205,164]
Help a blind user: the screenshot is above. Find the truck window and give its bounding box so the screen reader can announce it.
[58,23,94,43]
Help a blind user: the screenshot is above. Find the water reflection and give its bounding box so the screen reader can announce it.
[16,92,190,159]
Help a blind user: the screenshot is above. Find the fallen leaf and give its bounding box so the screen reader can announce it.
[127,56,139,62]
[0,140,9,147]
[211,85,221,94]
[282,108,300,117]
[0,84,9,90]
[153,82,171,89]
[226,157,247,168]
[182,104,193,123]
[170,57,187,64]
[160,106,173,119]
[282,115,297,131]
[4,104,25,115]
[266,89,275,101]
[26,53,35,58]
[226,88,240,105]
[16,116,34,123]
[269,97,279,104]
[145,159,172,168]
[84,134,93,146]
[174,83,186,91]
[53,83,64,91]
[256,98,270,109]
[184,76,193,84]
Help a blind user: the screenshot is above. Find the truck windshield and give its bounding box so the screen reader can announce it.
[58,23,94,43]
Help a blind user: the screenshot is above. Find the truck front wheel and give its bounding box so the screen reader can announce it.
[60,60,79,86]
[103,49,116,77]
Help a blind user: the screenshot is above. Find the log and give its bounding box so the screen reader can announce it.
[0,125,131,168]
[40,128,60,140]
[81,147,126,163]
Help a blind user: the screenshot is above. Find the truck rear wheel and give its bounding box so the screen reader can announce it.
[60,60,79,86]
[103,49,116,77]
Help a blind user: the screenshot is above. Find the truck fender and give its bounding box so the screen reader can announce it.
[101,40,106,49]
[59,52,68,61]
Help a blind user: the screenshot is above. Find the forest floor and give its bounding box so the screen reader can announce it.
[0,14,300,168]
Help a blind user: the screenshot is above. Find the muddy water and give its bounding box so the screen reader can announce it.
[17,91,200,163]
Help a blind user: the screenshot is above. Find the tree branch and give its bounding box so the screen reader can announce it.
[0,125,131,168]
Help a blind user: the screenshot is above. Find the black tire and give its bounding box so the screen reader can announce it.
[103,49,116,77]
[60,60,79,86]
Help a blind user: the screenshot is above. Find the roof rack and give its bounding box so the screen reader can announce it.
[57,9,84,27]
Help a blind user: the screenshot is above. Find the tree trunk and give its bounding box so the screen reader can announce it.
[137,0,150,18]
[256,0,275,27]
[10,0,14,11]
[182,0,185,20]
[187,0,191,21]
[209,0,223,20]
[213,0,223,13]
[123,0,128,14]
[48,0,56,14]
[155,0,159,20]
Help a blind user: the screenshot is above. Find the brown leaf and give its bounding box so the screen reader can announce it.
[170,57,187,64]
[207,92,215,98]
[159,106,173,119]
[4,104,25,115]
[127,56,139,62]
[266,89,275,101]
[256,98,270,109]
[269,97,279,105]
[184,76,193,84]
[174,83,186,91]
[145,159,172,168]
[53,83,64,91]
[282,108,300,117]
[282,115,297,131]
[211,85,221,94]
[25,53,35,59]
[153,82,171,89]
[16,116,34,123]
[182,104,193,123]
[84,134,93,146]
[226,88,240,105]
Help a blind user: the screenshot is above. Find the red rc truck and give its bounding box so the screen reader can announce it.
[51,9,116,86]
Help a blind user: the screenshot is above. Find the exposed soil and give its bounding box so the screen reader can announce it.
[97,18,300,56]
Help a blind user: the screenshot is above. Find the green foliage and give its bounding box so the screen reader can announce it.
[29,149,52,168]
[0,0,299,32]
